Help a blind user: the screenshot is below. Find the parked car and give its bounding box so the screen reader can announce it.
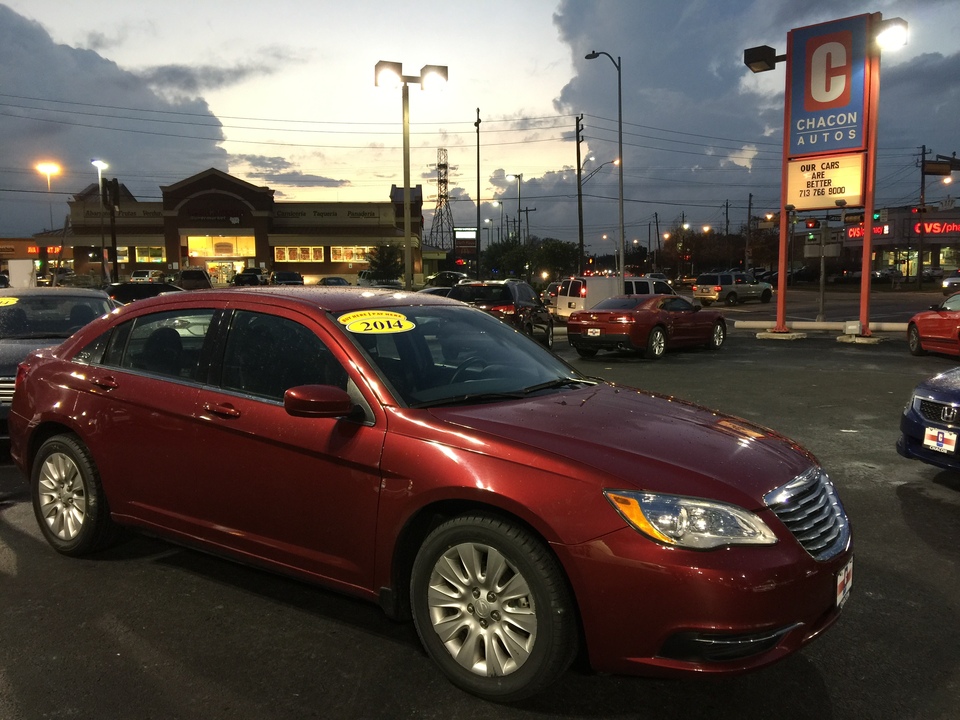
[447,279,553,348]
[897,366,960,473]
[906,294,960,356]
[941,270,960,296]
[424,271,469,287]
[318,276,350,286]
[643,272,673,286]
[567,294,725,359]
[692,272,773,307]
[415,286,452,297]
[0,287,113,439]
[9,288,853,701]
[270,271,305,286]
[129,269,165,283]
[357,269,402,288]
[175,268,213,290]
[233,267,267,286]
[105,282,185,305]
[541,281,561,306]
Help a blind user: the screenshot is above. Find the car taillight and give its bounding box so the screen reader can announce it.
[692,284,699,291]
[713,285,723,292]
[613,314,635,324]
[580,287,587,297]
[490,304,516,315]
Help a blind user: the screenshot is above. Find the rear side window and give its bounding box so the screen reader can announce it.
[653,280,672,294]
[697,274,718,285]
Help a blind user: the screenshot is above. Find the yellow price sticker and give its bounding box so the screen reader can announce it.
[338,310,415,334]
[0,297,19,307]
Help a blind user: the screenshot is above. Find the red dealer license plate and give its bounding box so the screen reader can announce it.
[836,557,853,608]
[924,427,957,454]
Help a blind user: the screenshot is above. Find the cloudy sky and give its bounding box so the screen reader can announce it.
[1,0,958,254]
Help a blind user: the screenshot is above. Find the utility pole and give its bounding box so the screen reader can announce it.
[918,144,928,289]
[575,114,585,275]
[521,207,537,243]
[746,193,753,271]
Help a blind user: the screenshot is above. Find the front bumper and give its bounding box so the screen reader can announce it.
[897,408,960,472]
[553,525,853,677]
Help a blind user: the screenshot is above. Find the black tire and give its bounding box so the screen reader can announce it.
[575,347,597,358]
[31,434,119,556]
[760,289,772,303]
[908,324,927,356]
[700,300,713,307]
[410,514,578,702]
[541,322,554,349]
[645,326,667,359]
[725,292,739,307]
[707,321,726,350]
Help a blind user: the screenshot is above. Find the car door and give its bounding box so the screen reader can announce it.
[923,294,960,351]
[660,296,702,345]
[188,305,386,590]
[66,307,219,521]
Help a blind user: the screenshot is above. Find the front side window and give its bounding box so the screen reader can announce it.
[219,311,347,401]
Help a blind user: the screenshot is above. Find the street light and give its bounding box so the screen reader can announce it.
[92,159,109,281]
[375,60,448,290]
[491,201,504,244]
[35,161,60,231]
[506,173,523,243]
[586,50,624,293]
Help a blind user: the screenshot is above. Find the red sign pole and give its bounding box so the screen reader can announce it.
[858,13,882,337]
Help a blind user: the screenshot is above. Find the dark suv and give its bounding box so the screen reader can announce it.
[448,279,554,348]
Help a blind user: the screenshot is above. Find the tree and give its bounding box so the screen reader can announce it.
[365,244,404,281]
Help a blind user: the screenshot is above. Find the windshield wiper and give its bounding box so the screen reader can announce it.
[521,377,597,394]
[413,378,597,409]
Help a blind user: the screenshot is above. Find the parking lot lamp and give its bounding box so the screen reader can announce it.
[35,162,60,231]
[375,61,448,290]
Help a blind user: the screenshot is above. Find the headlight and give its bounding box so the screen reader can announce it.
[604,490,778,549]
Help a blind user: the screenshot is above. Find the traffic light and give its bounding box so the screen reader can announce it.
[911,205,933,214]
[805,219,821,229]
[872,211,881,220]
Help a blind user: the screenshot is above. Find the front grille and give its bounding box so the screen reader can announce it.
[918,398,959,426]
[764,467,850,561]
[0,378,15,407]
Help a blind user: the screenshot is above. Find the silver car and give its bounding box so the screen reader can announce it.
[692,271,773,307]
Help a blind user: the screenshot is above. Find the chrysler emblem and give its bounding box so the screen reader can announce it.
[941,405,958,423]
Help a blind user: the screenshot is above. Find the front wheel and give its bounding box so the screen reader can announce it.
[908,324,927,356]
[31,434,119,556]
[645,326,667,359]
[541,322,554,349]
[410,514,578,702]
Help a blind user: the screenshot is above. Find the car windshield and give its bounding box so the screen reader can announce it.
[0,295,112,339]
[336,304,592,407]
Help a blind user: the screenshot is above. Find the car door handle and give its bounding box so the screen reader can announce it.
[202,402,241,418]
[88,374,119,390]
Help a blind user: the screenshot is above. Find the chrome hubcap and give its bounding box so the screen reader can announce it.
[653,332,665,355]
[426,542,537,677]
[37,452,86,540]
[714,325,724,346]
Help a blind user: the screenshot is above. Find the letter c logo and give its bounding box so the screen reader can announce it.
[805,31,852,111]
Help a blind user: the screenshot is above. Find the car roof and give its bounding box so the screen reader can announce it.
[0,287,109,298]
[107,286,457,314]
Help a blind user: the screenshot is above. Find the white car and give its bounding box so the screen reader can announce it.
[129,270,164,283]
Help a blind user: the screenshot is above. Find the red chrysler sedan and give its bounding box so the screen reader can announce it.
[567,294,726,359]
[907,292,960,356]
[9,287,852,701]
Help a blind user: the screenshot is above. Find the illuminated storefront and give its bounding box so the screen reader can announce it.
[842,205,960,274]
[64,168,424,284]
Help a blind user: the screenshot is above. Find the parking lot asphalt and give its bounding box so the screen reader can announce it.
[1,325,959,719]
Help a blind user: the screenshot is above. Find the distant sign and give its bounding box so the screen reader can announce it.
[786,152,865,211]
[788,14,870,158]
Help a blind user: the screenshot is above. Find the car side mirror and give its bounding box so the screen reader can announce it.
[284,384,356,418]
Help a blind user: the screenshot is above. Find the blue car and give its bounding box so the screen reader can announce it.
[897,367,960,473]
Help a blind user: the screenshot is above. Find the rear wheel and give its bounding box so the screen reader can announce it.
[31,434,119,556]
[645,326,667,359]
[410,514,578,702]
[707,321,726,350]
[760,289,772,303]
[725,292,739,307]
[575,347,597,358]
[908,324,927,356]
[700,300,713,307]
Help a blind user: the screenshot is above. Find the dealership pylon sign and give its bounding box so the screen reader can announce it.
[785,14,872,211]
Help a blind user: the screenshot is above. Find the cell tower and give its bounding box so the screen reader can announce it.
[428,148,456,250]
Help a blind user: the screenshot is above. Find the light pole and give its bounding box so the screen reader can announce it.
[375,60,448,290]
[506,173,523,243]
[92,159,109,281]
[586,50,624,293]
[35,162,60,231]
[492,201,504,245]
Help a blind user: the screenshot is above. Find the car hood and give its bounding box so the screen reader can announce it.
[915,366,960,395]
[431,383,815,508]
[0,338,64,377]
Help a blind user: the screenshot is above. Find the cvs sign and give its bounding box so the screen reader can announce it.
[788,15,870,157]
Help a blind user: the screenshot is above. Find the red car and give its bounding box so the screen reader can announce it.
[567,294,726,359]
[907,293,960,356]
[10,287,852,701]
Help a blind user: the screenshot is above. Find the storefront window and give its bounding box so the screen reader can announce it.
[330,246,374,263]
[135,246,165,263]
[186,235,256,257]
[275,246,324,262]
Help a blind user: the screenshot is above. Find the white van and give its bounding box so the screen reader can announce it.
[552,275,677,321]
